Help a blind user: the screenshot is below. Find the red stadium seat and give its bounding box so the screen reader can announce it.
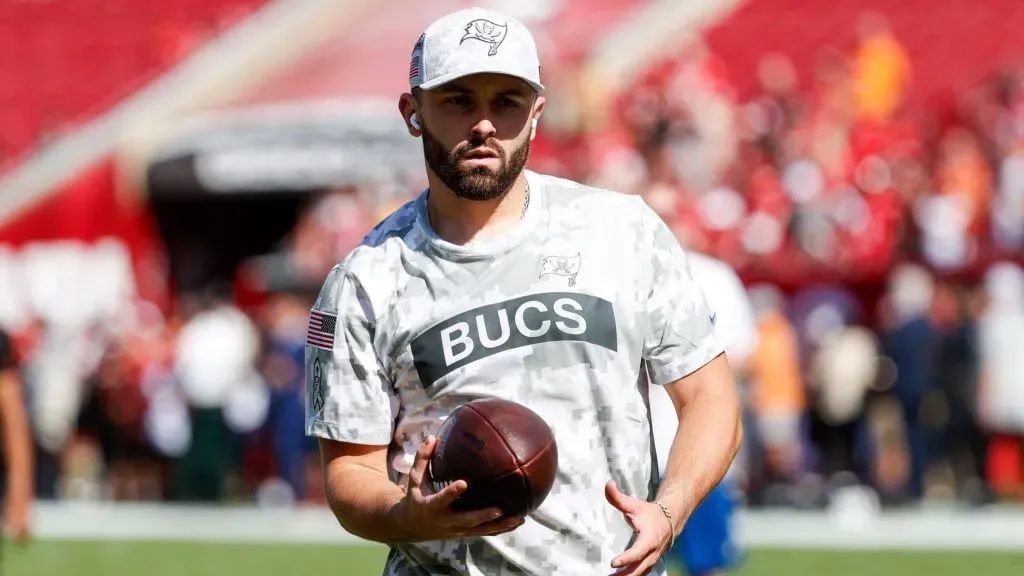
[0,0,269,173]
[693,0,1024,103]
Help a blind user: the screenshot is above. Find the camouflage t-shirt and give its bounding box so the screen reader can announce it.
[305,170,723,576]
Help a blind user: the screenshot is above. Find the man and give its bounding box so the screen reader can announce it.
[881,263,936,501]
[650,252,757,576]
[0,327,33,544]
[977,262,1024,500]
[305,8,742,575]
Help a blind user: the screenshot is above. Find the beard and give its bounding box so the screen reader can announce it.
[421,120,530,202]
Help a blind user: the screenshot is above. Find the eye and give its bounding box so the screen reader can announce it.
[445,95,471,107]
[498,97,520,108]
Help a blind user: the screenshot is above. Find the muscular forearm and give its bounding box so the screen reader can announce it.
[655,382,742,534]
[324,464,412,543]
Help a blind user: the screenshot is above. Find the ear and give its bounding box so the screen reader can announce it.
[529,95,546,141]
[398,93,421,137]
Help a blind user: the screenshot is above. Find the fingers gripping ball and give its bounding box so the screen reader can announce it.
[429,399,558,517]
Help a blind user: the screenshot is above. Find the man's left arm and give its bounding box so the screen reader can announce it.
[655,354,742,532]
[606,201,742,575]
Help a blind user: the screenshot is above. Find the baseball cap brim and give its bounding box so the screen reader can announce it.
[417,66,544,93]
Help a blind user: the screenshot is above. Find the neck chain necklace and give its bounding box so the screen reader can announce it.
[427,182,531,228]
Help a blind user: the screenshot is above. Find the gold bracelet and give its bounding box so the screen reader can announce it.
[653,500,676,548]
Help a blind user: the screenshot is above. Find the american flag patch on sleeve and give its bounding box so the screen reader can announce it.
[307,310,338,350]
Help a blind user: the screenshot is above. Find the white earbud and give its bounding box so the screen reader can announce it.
[410,113,421,131]
[530,118,538,140]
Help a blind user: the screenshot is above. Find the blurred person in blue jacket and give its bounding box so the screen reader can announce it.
[929,280,986,503]
[260,292,319,503]
[881,263,937,501]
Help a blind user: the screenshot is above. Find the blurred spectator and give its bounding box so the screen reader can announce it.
[28,324,96,457]
[173,294,261,502]
[928,282,987,503]
[258,292,316,505]
[790,287,862,355]
[745,53,803,156]
[977,262,1024,500]
[851,13,911,126]
[808,321,880,488]
[993,140,1024,250]
[881,263,937,501]
[807,48,856,186]
[662,42,740,193]
[935,128,993,237]
[77,343,161,501]
[746,285,807,501]
[0,327,33,542]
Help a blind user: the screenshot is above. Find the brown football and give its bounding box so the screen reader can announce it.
[429,398,558,517]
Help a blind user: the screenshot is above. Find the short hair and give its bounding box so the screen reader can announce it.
[412,87,424,103]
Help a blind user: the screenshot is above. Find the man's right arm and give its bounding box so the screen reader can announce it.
[319,436,519,544]
[319,439,410,543]
[305,265,408,541]
[307,265,520,544]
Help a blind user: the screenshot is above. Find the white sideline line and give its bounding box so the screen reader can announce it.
[737,509,1024,551]
[34,503,361,545]
[28,502,1024,550]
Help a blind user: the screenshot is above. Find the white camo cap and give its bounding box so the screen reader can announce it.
[409,7,544,92]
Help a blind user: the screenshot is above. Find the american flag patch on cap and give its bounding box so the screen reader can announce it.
[409,33,424,84]
[307,310,337,350]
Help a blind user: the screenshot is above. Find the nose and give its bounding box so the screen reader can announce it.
[470,118,497,142]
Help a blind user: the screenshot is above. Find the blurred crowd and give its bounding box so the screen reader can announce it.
[4,12,1024,511]
[588,12,1024,286]
[580,12,1024,508]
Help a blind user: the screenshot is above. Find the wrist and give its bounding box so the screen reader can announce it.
[653,487,690,537]
[654,499,683,538]
[389,497,418,542]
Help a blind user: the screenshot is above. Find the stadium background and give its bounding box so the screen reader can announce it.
[2,0,1024,574]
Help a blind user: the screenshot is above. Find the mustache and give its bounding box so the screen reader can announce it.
[456,138,503,158]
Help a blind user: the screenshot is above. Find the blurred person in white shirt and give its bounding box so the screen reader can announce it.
[978,262,1024,499]
[993,144,1024,250]
[802,299,880,493]
[175,298,261,409]
[173,293,265,501]
[650,251,757,576]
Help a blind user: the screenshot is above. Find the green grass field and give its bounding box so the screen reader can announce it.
[3,541,1022,576]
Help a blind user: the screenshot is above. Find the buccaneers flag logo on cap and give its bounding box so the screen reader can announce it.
[460,18,508,56]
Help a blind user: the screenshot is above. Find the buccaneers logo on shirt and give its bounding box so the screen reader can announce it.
[539,254,582,287]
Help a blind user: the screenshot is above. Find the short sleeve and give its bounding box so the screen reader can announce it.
[305,265,397,445]
[698,256,759,363]
[641,203,725,385]
[721,273,759,363]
